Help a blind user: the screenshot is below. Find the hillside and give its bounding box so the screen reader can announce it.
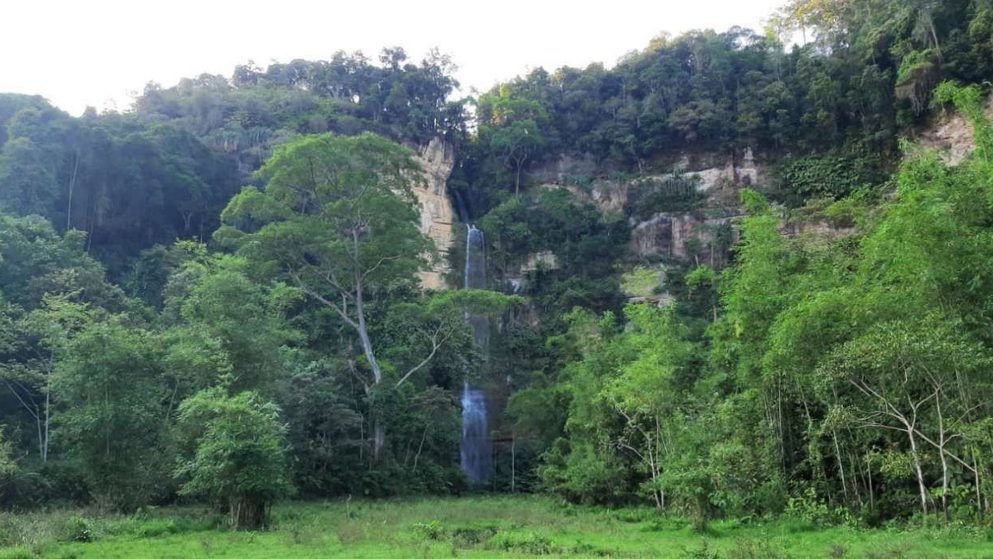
[1,0,993,533]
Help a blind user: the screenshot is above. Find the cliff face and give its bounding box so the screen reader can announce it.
[629,213,734,265]
[625,150,759,263]
[917,96,993,165]
[411,138,457,290]
[538,149,762,264]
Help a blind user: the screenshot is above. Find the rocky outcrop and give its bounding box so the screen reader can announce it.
[534,150,762,266]
[629,213,734,265]
[501,251,560,294]
[780,220,857,240]
[544,149,765,217]
[411,138,456,290]
[527,153,599,185]
[522,251,558,273]
[621,266,674,307]
[916,96,993,166]
[677,147,760,191]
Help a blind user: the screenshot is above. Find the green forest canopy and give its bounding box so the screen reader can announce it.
[1,0,993,529]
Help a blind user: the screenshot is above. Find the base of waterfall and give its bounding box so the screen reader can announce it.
[460,381,491,485]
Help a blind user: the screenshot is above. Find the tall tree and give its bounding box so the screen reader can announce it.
[478,95,549,195]
[52,321,168,511]
[216,132,493,459]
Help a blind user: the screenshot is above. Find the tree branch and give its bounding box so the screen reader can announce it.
[395,324,452,388]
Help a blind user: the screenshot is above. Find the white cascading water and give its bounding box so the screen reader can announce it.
[461,225,492,485]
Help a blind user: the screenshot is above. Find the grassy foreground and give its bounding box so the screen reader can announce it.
[2,496,992,558]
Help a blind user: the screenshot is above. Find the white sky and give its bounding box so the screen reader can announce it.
[0,0,785,116]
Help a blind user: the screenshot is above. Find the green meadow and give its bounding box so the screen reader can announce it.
[2,496,991,559]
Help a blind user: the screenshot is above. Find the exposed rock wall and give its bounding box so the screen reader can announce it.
[629,213,734,264]
[537,150,761,265]
[545,149,764,217]
[411,138,456,290]
[916,96,993,166]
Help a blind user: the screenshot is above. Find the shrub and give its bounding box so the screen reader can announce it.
[728,539,793,559]
[486,530,553,554]
[62,515,92,543]
[625,174,706,220]
[776,153,885,206]
[450,525,499,548]
[412,520,445,541]
[132,519,178,538]
[175,388,293,530]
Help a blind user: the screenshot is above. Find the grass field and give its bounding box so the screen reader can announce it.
[1,496,992,558]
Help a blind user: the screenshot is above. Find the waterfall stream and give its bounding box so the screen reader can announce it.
[460,225,492,484]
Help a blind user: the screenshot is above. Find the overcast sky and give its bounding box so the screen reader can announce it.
[1,0,785,116]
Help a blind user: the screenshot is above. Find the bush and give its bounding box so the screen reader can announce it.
[62,515,92,543]
[0,432,17,493]
[53,322,172,512]
[412,520,445,541]
[784,487,853,528]
[625,174,706,220]
[132,519,178,538]
[486,530,553,554]
[728,539,793,559]
[450,525,499,548]
[175,388,293,530]
[775,153,885,206]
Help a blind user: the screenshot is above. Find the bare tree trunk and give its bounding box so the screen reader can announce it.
[866,453,875,512]
[356,324,382,384]
[412,428,427,471]
[908,428,928,515]
[849,450,864,508]
[351,232,386,461]
[927,18,942,60]
[42,390,50,463]
[935,393,950,521]
[231,498,268,530]
[972,450,983,516]
[35,408,43,462]
[849,379,934,515]
[649,416,664,513]
[833,429,850,506]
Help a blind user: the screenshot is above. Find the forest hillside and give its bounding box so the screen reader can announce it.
[1,0,993,537]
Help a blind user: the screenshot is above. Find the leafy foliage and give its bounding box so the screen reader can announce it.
[540,81,993,524]
[52,321,168,511]
[2,1,993,528]
[176,388,292,530]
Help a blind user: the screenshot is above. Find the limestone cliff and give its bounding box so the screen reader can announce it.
[538,150,762,264]
[411,138,456,290]
[629,213,734,265]
[489,150,764,305]
[624,150,758,263]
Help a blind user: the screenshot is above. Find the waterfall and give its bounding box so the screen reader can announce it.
[451,188,471,225]
[461,225,492,484]
[464,225,486,290]
[464,225,489,348]
[461,380,490,484]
